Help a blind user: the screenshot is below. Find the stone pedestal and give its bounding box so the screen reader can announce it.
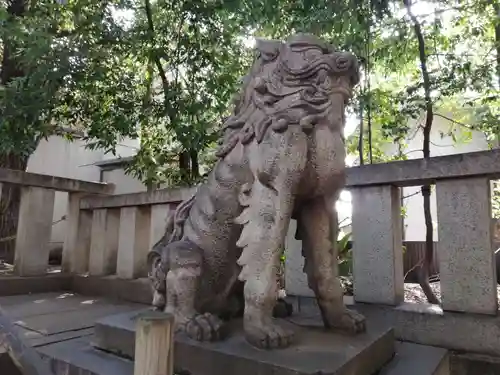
[93,310,395,375]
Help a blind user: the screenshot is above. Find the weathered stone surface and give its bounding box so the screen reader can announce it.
[450,352,500,375]
[93,310,394,375]
[71,275,152,305]
[37,336,133,375]
[89,209,120,276]
[116,206,151,279]
[351,185,404,305]
[436,177,497,314]
[345,149,500,188]
[80,187,193,210]
[379,342,449,375]
[147,33,365,350]
[0,274,71,296]
[14,186,56,276]
[149,204,175,249]
[63,193,93,274]
[287,295,500,358]
[0,167,114,194]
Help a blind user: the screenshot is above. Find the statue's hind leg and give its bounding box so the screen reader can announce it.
[299,196,366,333]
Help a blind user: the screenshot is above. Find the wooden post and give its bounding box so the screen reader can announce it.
[134,311,174,375]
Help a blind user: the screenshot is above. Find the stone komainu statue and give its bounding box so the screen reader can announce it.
[147,33,365,350]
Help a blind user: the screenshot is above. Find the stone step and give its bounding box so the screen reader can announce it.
[37,336,134,375]
[378,342,449,375]
[92,309,395,375]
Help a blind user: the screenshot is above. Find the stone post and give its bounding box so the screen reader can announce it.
[14,187,55,276]
[89,208,120,276]
[117,206,151,279]
[351,185,404,305]
[149,204,174,249]
[62,193,92,274]
[436,177,497,315]
[284,219,314,297]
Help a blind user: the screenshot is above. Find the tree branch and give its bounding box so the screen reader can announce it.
[144,0,169,104]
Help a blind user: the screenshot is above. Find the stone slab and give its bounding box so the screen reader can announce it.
[37,336,133,375]
[15,304,141,335]
[93,309,395,375]
[450,352,500,375]
[379,342,449,375]
[288,295,500,357]
[0,274,72,296]
[71,275,153,304]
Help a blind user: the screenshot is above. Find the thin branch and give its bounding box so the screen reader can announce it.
[434,113,472,129]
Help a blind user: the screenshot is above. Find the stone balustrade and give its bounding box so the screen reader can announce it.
[346,150,498,316]
[0,168,114,276]
[58,148,500,317]
[4,149,500,355]
[63,187,196,279]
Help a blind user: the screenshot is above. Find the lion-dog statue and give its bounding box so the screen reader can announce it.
[148,33,365,350]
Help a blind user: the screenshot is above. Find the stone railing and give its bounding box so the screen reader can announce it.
[63,187,195,278]
[347,149,499,313]
[13,149,500,355]
[0,168,114,276]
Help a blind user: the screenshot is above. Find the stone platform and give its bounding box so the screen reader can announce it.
[93,309,395,375]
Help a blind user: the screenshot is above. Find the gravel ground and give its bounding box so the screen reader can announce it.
[404,282,442,303]
[404,282,500,307]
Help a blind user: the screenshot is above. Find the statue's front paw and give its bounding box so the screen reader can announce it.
[326,308,366,334]
[184,313,226,342]
[244,321,295,349]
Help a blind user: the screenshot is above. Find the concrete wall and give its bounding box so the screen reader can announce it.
[101,169,147,195]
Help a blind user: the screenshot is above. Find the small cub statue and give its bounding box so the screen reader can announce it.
[148,33,366,350]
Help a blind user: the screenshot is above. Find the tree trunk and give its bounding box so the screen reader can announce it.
[189,149,199,179]
[178,151,190,182]
[404,0,440,304]
[0,155,29,264]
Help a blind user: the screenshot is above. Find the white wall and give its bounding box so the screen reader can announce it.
[380,113,490,241]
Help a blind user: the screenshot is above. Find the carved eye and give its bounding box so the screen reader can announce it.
[304,48,321,61]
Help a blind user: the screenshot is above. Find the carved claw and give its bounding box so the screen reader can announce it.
[184,313,226,342]
[245,321,295,349]
[325,308,366,334]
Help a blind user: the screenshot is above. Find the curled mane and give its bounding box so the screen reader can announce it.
[215,33,360,158]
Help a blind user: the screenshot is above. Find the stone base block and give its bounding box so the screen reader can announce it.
[93,310,395,375]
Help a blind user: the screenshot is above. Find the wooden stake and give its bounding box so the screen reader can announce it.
[134,311,174,375]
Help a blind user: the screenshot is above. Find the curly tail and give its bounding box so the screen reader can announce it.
[147,193,197,270]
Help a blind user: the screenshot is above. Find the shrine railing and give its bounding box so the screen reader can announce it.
[4,149,500,355]
[0,168,114,276]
